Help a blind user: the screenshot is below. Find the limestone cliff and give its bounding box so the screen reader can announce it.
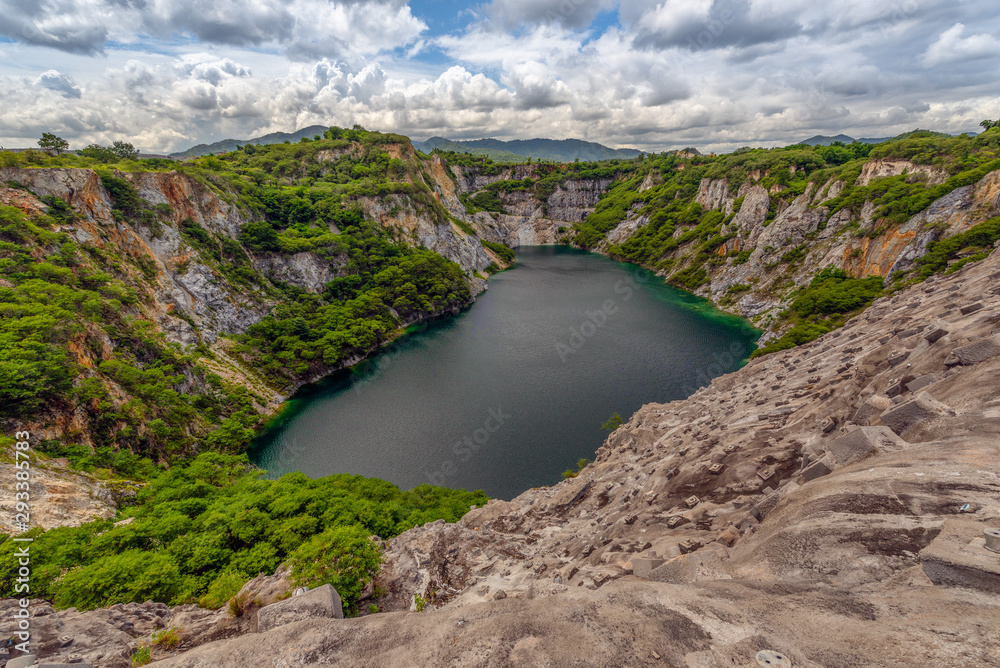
[431,161,613,246]
[594,165,1000,339]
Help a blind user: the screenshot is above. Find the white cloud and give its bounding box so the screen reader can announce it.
[35,70,82,98]
[0,0,426,59]
[921,23,1000,67]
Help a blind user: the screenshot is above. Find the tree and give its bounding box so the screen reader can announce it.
[80,141,138,162]
[980,120,1000,132]
[110,140,138,160]
[38,133,69,154]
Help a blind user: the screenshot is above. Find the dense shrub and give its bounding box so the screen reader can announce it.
[0,453,488,612]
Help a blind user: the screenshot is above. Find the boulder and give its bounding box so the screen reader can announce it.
[952,334,1000,365]
[800,458,833,482]
[851,395,893,426]
[827,427,905,465]
[924,320,950,344]
[632,552,667,579]
[905,373,940,393]
[920,520,1000,595]
[256,584,343,632]
[959,302,984,315]
[879,392,955,436]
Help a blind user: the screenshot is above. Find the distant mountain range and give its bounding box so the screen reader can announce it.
[170,126,983,161]
[171,125,330,158]
[797,129,979,147]
[411,137,643,162]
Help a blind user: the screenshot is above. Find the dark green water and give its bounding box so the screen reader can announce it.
[249,247,759,499]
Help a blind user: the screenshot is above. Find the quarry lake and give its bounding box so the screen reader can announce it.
[250,246,760,499]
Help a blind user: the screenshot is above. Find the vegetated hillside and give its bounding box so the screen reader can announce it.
[171,125,331,159]
[0,126,502,469]
[413,136,642,162]
[562,129,1000,353]
[0,127,501,615]
[797,129,962,146]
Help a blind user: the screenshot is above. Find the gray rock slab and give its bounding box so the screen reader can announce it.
[960,302,984,315]
[924,320,950,343]
[953,334,1000,365]
[749,491,781,521]
[801,458,833,482]
[256,584,343,632]
[852,395,893,426]
[827,426,906,465]
[905,373,940,393]
[880,392,955,436]
[920,520,1000,594]
[647,555,699,584]
[632,556,667,579]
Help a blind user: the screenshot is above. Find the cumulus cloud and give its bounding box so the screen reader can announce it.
[631,0,803,52]
[36,70,82,98]
[921,23,1000,67]
[0,0,426,58]
[484,0,611,29]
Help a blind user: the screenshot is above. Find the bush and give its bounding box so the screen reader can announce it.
[0,453,488,611]
[481,240,515,264]
[288,525,384,614]
[198,570,247,609]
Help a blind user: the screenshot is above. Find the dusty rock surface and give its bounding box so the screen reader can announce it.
[0,461,117,533]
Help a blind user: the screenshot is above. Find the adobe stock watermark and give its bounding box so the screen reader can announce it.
[424,406,512,486]
[555,269,650,362]
[11,430,33,656]
[876,0,920,37]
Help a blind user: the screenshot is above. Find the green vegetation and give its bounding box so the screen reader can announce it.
[915,216,1000,277]
[80,141,139,163]
[0,128,496,616]
[152,627,182,650]
[131,646,152,666]
[0,204,257,459]
[0,452,487,614]
[481,240,516,265]
[752,268,884,358]
[561,457,592,480]
[38,132,69,154]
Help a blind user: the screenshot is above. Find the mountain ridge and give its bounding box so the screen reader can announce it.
[170,125,331,158]
[412,136,643,162]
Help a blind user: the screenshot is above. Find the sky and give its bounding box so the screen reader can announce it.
[0,0,998,154]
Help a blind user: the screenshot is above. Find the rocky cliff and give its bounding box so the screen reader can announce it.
[0,145,504,529]
[594,166,1000,339]
[439,161,613,246]
[21,229,1000,668]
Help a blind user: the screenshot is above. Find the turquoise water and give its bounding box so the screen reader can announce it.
[249,246,759,499]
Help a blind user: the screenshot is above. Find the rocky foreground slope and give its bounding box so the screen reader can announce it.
[15,228,1000,667]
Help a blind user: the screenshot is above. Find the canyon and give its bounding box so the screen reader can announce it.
[2,136,1000,667]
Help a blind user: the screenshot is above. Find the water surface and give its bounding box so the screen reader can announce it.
[250,246,759,499]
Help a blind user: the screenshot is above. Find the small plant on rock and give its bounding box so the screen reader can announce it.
[152,626,181,650]
[131,646,152,666]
